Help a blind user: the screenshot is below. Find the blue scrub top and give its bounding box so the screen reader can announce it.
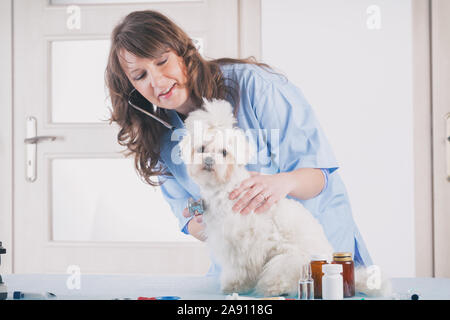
[156,63,373,271]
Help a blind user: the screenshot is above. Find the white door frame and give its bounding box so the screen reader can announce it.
[431,0,450,278]
[412,0,434,277]
[239,0,261,61]
[0,0,13,274]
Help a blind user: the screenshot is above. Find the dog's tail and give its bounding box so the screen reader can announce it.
[355,265,392,298]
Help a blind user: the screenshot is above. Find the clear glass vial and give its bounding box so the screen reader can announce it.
[298,263,314,300]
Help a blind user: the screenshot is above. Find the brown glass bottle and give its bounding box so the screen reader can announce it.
[331,252,355,297]
[310,255,328,299]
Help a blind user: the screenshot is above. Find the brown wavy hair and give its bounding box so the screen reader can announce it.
[105,10,271,186]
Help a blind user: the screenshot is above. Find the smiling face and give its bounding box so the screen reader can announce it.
[119,48,194,115]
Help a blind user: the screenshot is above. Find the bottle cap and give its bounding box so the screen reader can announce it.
[13,291,24,299]
[310,254,328,261]
[322,263,343,274]
[332,252,353,261]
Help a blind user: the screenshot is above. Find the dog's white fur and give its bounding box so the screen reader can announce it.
[179,99,334,296]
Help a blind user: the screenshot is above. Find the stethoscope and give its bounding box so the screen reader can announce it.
[128,88,176,131]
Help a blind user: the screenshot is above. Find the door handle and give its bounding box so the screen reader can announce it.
[24,136,57,144]
[25,117,57,182]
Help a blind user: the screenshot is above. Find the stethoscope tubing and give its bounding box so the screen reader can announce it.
[128,88,175,131]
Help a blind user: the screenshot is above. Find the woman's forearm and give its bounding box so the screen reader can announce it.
[186,168,324,239]
[285,168,325,200]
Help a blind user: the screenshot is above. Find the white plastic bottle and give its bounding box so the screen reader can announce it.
[322,264,344,300]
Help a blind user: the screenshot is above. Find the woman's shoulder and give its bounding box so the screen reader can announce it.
[219,62,287,88]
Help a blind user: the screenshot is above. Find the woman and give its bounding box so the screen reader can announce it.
[105,10,373,273]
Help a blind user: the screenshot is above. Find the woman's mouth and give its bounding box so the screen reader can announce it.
[159,83,176,99]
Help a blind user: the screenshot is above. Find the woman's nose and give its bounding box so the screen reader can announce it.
[148,71,163,88]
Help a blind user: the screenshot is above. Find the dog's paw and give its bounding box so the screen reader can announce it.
[254,275,297,297]
[221,282,240,295]
[257,286,292,297]
[221,277,253,294]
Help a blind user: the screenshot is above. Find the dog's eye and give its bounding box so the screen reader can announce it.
[197,145,205,153]
[222,149,227,157]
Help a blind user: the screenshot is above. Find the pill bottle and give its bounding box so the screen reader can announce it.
[310,254,328,299]
[331,252,355,297]
[322,264,343,300]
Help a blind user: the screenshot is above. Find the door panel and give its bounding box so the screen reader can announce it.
[13,0,238,274]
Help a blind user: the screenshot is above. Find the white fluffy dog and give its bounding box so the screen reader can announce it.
[178,99,334,296]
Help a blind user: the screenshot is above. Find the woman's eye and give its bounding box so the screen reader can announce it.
[134,72,146,81]
[157,58,168,66]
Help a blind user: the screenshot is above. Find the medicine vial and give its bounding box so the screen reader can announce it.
[322,264,343,300]
[310,254,328,299]
[298,263,314,300]
[331,252,355,297]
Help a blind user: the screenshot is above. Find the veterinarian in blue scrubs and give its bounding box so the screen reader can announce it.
[106,10,373,275]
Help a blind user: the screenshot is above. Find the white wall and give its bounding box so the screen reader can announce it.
[261,0,415,277]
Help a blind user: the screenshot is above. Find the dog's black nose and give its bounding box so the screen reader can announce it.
[204,156,215,171]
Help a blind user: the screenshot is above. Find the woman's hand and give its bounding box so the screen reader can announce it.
[183,207,203,223]
[183,207,206,241]
[228,171,295,214]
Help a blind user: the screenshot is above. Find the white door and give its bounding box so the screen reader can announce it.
[431,0,450,278]
[13,0,240,274]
